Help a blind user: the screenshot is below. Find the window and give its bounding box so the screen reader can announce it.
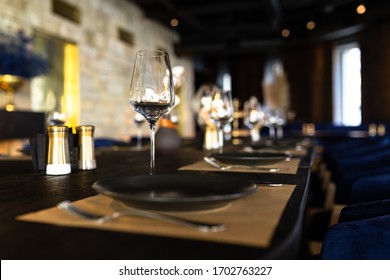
[217,66,231,92]
[222,73,231,92]
[333,43,362,126]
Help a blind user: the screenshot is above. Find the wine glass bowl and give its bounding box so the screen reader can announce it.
[129,50,175,174]
[47,111,68,126]
[274,109,287,139]
[263,106,277,139]
[243,96,263,142]
[132,112,146,151]
[210,89,234,153]
[192,84,221,150]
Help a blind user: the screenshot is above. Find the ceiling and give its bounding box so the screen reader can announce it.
[130,0,390,56]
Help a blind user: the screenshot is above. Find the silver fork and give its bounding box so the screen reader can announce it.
[57,200,226,232]
[203,157,280,172]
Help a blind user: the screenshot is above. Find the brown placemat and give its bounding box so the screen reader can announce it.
[17,184,296,248]
[0,155,32,161]
[179,158,300,174]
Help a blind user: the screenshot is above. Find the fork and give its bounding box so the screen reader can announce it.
[57,200,226,232]
[203,157,280,172]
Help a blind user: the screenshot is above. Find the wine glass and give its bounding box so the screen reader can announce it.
[129,50,175,175]
[243,96,264,142]
[210,89,234,153]
[192,84,220,150]
[47,111,68,126]
[263,105,277,139]
[274,109,287,139]
[46,90,68,126]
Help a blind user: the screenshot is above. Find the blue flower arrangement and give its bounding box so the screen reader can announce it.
[0,30,49,79]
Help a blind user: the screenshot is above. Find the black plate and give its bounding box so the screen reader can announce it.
[251,139,300,149]
[211,152,289,165]
[92,174,258,211]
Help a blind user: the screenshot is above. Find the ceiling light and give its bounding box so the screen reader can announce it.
[281,29,290,38]
[356,4,366,14]
[306,21,316,30]
[170,18,179,27]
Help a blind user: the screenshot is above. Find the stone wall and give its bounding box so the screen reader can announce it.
[0,0,195,139]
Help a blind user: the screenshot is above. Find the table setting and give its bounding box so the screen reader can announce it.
[1,138,311,259]
[180,153,300,174]
[17,182,297,249]
[14,135,306,257]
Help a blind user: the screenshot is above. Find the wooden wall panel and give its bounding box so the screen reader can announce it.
[310,42,333,123]
[282,47,312,122]
[359,21,390,122]
[230,55,265,105]
[281,43,333,123]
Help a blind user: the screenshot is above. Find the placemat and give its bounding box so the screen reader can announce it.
[179,158,300,174]
[0,155,32,161]
[17,184,296,248]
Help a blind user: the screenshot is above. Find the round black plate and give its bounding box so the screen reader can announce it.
[251,139,300,149]
[210,152,290,165]
[92,174,258,211]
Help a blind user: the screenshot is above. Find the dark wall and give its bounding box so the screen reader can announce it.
[282,41,333,123]
[193,54,266,109]
[230,54,266,104]
[193,19,390,124]
[360,20,390,123]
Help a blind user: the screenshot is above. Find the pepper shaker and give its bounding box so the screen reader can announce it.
[76,125,96,170]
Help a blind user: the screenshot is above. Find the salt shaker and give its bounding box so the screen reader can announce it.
[46,126,71,175]
[76,125,96,170]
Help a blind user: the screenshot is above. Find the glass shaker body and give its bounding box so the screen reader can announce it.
[76,125,96,170]
[46,126,71,175]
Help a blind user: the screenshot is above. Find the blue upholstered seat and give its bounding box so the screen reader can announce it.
[319,133,390,259]
[322,137,389,179]
[338,199,390,223]
[326,147,390,204]
[348,174,390,204]
[335,166,390,204]
[321,214,390,259]
[321,199,390,259]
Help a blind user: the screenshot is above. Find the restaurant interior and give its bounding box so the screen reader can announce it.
[1,0,390,260]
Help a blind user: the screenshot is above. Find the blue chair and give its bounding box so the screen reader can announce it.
[338,199,390,223]
[321,137,387,182]
[321,199,390,259]
[348,174,390,204]
[321,214,390,259]
[321,136,388,170]
[325,149,390,204]
[335,166,390,204]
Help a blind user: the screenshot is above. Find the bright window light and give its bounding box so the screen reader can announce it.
[222,73,231,92]
[333,43,361,126]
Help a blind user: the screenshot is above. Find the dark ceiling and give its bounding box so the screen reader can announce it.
[130,0,390,56]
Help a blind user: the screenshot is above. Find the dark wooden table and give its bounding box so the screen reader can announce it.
[0,139,313,260]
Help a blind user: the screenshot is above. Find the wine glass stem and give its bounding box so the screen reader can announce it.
[269,125,276,138]
[149,124,156,175]
[277,126,283,139]
[136,125,142,149]
[217,125,224,153]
